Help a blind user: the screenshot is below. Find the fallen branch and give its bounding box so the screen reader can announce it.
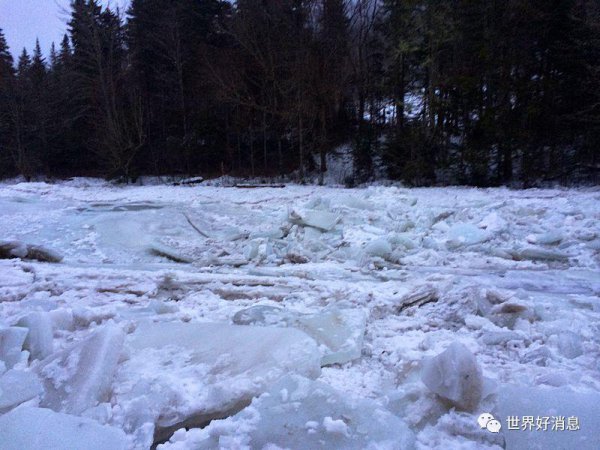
[183,213,210,238]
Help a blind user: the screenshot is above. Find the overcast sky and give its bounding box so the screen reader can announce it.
[0,0,129,59]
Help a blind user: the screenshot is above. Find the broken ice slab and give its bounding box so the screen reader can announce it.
[364,238,393,259]
[121,322,321,441]
[421,342,484,412]
[232,306,367,366]
[553,331,584,359]
[244,238,274,261]
[37,324,125,415]
[0,240,63,262]
[0,407,128,450]
[297,309,366,366]
[446,223,491,249]
[288,208,340,231]
[495,385,600,450]
[159,375,415,450]
[17,312,54,361]
[0,369,44,413]
[0,326,28,369]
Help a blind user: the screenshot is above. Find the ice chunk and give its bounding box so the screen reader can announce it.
[296,309,366,366]
[480,330,522,345]
[478,212,507,233]
[49,309,75,331]
[421,342,483,411]
[555,331,583,359]
[388,233,417,250]
[446,223,491,249]
[288,209,340,231]
[0,407,128,450]
[232,306,367,366]
[0,326,28,369]
[37,324,125,414]
[364,238,393,259]
[120,322,321,441]
[17,312,54,361]
[232,305,293,326]
[0,369,44,413]
[495,385,600,450]
[159,375,415,450]
[526,231,563,246]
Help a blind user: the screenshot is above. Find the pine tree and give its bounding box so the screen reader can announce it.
[0,29,15,176]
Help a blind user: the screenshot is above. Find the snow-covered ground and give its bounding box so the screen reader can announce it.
[1,180,599,449]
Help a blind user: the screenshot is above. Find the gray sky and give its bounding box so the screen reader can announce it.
[0,0,129,59]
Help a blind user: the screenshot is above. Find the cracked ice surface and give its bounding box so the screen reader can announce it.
[0,179,599,449]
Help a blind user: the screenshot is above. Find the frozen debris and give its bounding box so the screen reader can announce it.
[364,238,393,259]
[0,326,28,369]
[232,306,367,366]
[285,251,310,264]
[37,324,125,415]
[495,385,600,450]
[121,322,321,442]
[421,342,484,412]
[0,241,27,258]
[17,312,54,361]
[526,231,563,246]
[0,369,44,413]
[173,176,204,186]
[148,243,193,263]
[510,247,569,262]
[25,245,64,263]
[487,302,533,329]
[396,287,439,313]
[0,241,63,263]
[288,209,340,231]
[0,407,128,450]
[474,290,534,329]
[446,224,491,249]
[182,213,210,238]
[159,375,415,450]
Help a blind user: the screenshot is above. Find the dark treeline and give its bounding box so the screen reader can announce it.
[1,0,599,185]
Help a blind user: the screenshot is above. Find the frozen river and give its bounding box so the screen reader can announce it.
[1,180,599,449]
